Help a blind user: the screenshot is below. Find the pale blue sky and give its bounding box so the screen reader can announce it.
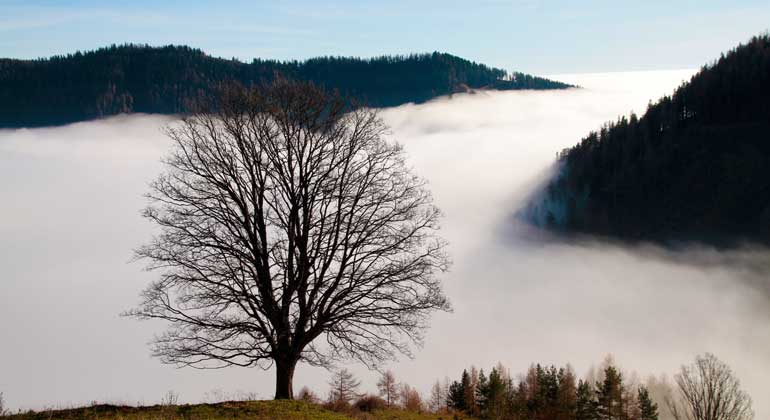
[1,1,769,74]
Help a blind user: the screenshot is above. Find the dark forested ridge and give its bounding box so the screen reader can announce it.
[0,44,571,128]
[525,34,770,245]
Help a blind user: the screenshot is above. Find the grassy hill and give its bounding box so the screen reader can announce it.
[5,400,475,420]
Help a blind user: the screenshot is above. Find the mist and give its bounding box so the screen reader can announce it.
[2,70,769,418]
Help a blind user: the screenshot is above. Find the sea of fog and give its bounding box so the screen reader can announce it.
[2,70,769,418]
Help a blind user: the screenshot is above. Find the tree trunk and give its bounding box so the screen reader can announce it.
[274,358,297,399]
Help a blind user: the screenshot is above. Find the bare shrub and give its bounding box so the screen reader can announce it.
[297,387,320,404]
[354,394,387,412]
[235,391,259,401]
[160,390,179,406]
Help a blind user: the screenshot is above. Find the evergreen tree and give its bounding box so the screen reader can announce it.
[637,386,659,420]
[475,369,488,413]
[525,364,545,418]
[448,381,465,411]
[576,379,598,420]
[596,366,626,420]
[460,370,477,413]
[484,367,509,420]
[556,366,578,420]
[511,381,529,420]
[466,366,479,416]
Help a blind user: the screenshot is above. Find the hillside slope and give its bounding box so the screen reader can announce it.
[524,34,770,245]
[5,400,474,420]
[0,44,571,128]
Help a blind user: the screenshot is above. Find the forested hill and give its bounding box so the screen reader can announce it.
[0,44,571,128]
[524,34,770,245]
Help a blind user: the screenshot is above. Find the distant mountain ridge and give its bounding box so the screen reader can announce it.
[523,34,770,246]
[0,44,572,128]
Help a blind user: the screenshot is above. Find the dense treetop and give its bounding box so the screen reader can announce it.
[443,361,661,420]
[530,33,770,245]
[0,44,571,128]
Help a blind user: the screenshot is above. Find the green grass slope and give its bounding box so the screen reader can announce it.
[6,400,475,420]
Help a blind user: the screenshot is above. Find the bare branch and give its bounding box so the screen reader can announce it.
[126,79,450,399]
[670,353,753,420]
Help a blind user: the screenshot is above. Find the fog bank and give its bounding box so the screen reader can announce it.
[2,70,769,418]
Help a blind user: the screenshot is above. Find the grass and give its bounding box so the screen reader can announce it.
[5,400,476,420]
[361,410,471,420]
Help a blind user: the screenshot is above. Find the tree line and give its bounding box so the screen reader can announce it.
[531,33,770,245]
[0,44,571,128]
[305,353,751,420]
[443,361,658,420]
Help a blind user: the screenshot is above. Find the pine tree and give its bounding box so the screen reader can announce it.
[596,366,625,420]
[576,379,598,420]
[556,366,578,420]
[511,381,529,420]
[462,368,477,415]
[637,386,658,420]
[485,367,509,420]
[458,369,476,413]
[448,371,468,411]
[475,369,488,413]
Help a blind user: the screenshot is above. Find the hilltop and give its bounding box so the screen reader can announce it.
[4,400,475,420]
[523,33,770,246]
[0,44,571,128]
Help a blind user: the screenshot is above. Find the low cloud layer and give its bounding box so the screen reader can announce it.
[2,70,769,418]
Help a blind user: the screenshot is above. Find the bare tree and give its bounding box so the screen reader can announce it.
[328,369,361,406]
[0,392,7,416]
[646,374,678,420]
[377,370,398,407]
[429,380,445,413]
[399,383,424,412]
[667,354,753,420]
[441,377,451,411]
[126,80,450,399]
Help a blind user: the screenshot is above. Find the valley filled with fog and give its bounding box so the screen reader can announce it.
[2,70,769,418]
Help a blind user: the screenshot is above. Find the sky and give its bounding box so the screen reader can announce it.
[3,70,770,420]
[1,0,769,74]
